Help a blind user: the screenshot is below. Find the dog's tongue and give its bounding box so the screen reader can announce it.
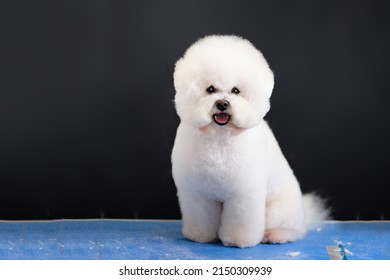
[213,113,230,125]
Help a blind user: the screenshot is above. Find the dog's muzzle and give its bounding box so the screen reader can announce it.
[213,99,231,126]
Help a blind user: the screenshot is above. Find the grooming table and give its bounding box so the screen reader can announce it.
[0,220,389,260]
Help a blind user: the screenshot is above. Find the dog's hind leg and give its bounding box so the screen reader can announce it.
[263,187,306,243]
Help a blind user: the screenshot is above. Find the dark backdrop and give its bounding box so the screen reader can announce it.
[1,0,389,220]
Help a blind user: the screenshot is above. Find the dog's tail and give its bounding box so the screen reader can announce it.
[303,193,330,229]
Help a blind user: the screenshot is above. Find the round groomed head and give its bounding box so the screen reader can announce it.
[173,35,274,130]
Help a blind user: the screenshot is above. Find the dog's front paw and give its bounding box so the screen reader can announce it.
[220,236,258,248]
[219,229,261,248]
[183,226,218,243]
[262,228,303,244]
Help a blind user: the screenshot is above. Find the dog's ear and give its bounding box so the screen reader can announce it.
[173,58,183,94]
[173,58,189,93]
[255,68,274,100]
[265,72,274,99]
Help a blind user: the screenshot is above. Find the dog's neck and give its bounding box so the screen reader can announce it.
[198,123,246,138]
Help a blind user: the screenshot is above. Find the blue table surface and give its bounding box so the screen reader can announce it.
[0,220,389,260]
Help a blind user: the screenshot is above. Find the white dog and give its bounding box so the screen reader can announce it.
[171,35,328,248]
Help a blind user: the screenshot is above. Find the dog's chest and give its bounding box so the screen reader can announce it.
[195,138,239,173]
[189,133,262,199]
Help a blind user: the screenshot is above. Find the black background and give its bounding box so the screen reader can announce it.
[1,1,389,220]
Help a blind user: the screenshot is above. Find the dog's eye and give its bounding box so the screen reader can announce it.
[231,87,240,94]
[206,85,216,94]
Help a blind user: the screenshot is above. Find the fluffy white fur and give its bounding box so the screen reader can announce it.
[171,35,329,248]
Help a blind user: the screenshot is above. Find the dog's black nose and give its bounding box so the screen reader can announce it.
[216,100,229,111]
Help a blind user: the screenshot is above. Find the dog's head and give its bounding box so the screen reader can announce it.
[173,35,274,131]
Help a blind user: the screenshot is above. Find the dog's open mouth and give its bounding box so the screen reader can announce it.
[213,113,231,126]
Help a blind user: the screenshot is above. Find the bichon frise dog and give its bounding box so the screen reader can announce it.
[171,35,329,248]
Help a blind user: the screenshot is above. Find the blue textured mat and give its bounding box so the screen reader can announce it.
[0,220,389,260]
